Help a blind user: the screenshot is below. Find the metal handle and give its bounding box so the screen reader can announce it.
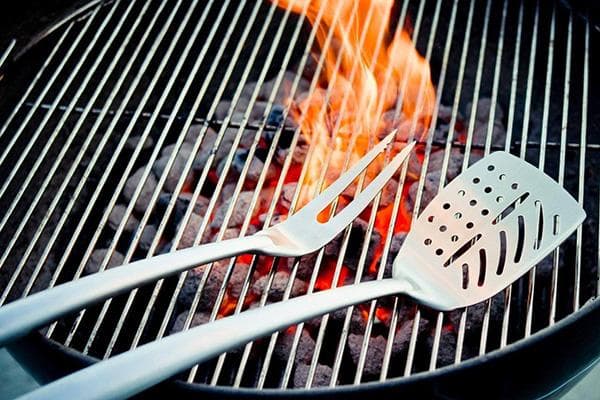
[18,278,411,400]
[0,234,273,346]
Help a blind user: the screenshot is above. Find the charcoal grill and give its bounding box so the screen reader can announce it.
[0,0,599,399]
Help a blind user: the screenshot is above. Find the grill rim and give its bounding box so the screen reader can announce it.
[9,296,600,397]
[0,0,599,395]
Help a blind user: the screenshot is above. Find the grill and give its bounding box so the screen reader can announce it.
[0,0,598,397]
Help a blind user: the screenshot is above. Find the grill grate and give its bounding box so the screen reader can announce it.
[0,0,598,391]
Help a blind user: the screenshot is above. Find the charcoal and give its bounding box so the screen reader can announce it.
[267,104,285,127]
[466,97,505,124]
[221,149,277,182]
[85,249,125,275]
[379,179,398,207]
[138,224,157,251]
[347,334,387,377]
[391,317,431,356]
[280,182,297,209]
[178,193,210,216]
[287,252,318,280]
[258,72,310,104]
[227,263,256,298]
[193,127,255,171]
[384,232,407,278]
[331,307,367,334]
[125,135,154,151]
[447,292,505,332]
[471,119,506,148]
[170,310,210,334]
[183,124,202,143]
[293,363,333,388]
[108,204,139,232]
[377,110,406,138]
[325,218,382,271]
[252,270,307,301]
[406,170,442,214]
[535,254,555,278]
[274,328,315,364]
[215,98,249,121]
[153,142,195,192]
[437,104,460,123]
[178,213,211,248]
[177,266,206,309]
[427,148,464,180]
[396,119,426,142]
[275,142,309,165]
[197,260,229,311]
[429,330,457,367]
[211,191,267,229]
[123,167,158,213]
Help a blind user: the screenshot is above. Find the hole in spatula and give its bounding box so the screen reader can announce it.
[492,192,530,225]
[497,230,507,275]
[534,200,544,250]
[478,248,486,286]
[462,264,469,289]
[514,215,525,263]
[443,234,483,267]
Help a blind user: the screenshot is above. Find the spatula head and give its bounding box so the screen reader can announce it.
[393,151,586,311]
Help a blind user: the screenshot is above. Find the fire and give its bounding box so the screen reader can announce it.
[273,0,435,205]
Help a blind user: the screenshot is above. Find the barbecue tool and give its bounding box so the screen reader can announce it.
[17,151,585,400]
[0,130,413,346]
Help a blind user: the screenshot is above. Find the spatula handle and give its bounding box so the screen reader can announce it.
[18,279,411,400]
[0,234,272,346]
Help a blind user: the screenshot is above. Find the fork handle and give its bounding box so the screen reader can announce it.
[18,279,411,400]
[0,234,273,346]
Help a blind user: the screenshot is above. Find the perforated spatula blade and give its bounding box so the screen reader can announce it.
[394,151,586,310]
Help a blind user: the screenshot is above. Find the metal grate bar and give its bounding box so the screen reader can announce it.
[0,39,16,69]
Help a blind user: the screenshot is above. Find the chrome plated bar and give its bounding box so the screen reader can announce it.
[0,39,15,69]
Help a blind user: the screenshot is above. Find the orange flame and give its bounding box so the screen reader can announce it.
[274,0,435,205]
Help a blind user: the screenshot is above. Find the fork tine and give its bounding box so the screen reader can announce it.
[330,140,415,229]
[299,129,400,216]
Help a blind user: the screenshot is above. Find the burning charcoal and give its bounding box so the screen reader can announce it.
[347,334,387,377]
[447,292,505,332]
[427,148,463,180]
[178,213,212,248]
[258,72,310,104]
[379,179,398,207]
[84,249,125,275]
[252,270,307,301]
[123,167,158,213]
[287,252,317,280]
[138,224,157,251]
[170,310,210,334]
[293,363,333,388]
[197,260,229,312]
[108,204,139,232]
[467,97,505,124]
[177,266,206,309]
[266,104,285,127]
[275,141,308,165]
[471,119,506,148]
[325,218,382,271]
[215,98,249,121]
[211,190,269,229]
[391,317,431,356]
[377,110,406,137]
[178,193,210,216]
[331,307,367,334]
[153,142,195,192]
[184,124,202,143]
[437,104,457,123]
[396,119,426,142]
[384,232,407,278]
[406,170,442,214]
[125,135,154,151]
[274,328,316,364]
[193,127,254,171]
[227,263,257,298]
[280,182,297,209]
[221,149,277,182]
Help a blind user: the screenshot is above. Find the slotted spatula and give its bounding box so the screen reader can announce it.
[18,151,585,400]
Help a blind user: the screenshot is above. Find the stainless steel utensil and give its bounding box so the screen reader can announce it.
[0,130,414,347]
[18,151,585,400]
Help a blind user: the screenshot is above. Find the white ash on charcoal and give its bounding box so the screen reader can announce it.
[192,127,255,171]
[123,167,158,213]
[194,260,230,312]
[377,110,406,138]
[214,97,249,122]
[153,142,195,192]
[280,182,297,209]
[293,363,334,388]
[436,104,461,124]
[347,333,387,377]
[170,310,211,334]
[217,149,277,182]
[108,204,139,232]
[84,249,125,275]
[252,270,308,301]
[447,292,505,332]
[125,135,154,151]
[227,262,259,298]
[383,232,407,278]
[178,213,212,248]
[286,252,318,281]
[405,170,442,214]
[275,141,309,165]
[426,148,464,180]
[156,192,209,235]
[257,71,310,104]
[466,98,506,148]
[274,328,316,365]
[379,178,398,208]
[395,119,426,143]
[210,189,273,229]
[178,193,210,216]
[177,266,206,310]
[183,124,203,143]
[330,306,367,334]
[466,98,505,125]
[324,218,382,271]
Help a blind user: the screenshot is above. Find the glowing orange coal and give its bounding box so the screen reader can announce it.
[273,0,435,205]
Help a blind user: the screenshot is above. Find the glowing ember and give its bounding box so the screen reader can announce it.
[273,0,435,205]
